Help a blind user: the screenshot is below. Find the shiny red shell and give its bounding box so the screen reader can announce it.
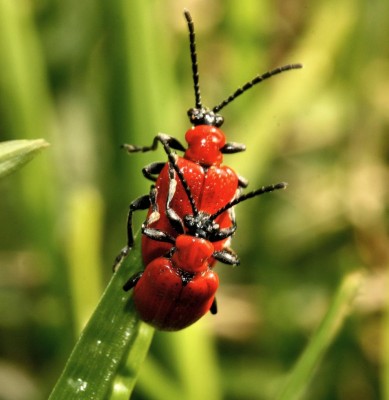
[141,125,239,266]
[133,235,219,331]
[142,157,239,266]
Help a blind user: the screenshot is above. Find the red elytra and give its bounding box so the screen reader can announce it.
[141,157,238,266]
[123,160,286,331]
[126,235,219,331]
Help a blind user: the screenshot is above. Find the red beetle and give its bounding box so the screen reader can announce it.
[113,10,301,271]
[140,152,239,267]
[124,235,219,331]
[122,160,286,331]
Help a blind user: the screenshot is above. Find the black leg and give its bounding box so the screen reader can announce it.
[213,247,240,266]
[123,271,143,291]
[141,227,176,244]
[221,141,246,154]
[209,222,237,242]
[142,161,165,182]
[238,175,249,188]
[122,133,185,154]
[112,193,151,271]
[210,298,217,314]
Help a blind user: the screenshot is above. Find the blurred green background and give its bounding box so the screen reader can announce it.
[0,0,388,399]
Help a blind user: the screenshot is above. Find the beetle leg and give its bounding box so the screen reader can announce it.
[144,186,160,226]
[123,271,143,291]
[142,227,176,244]
[142,161,165,182]
[213,247,240,266]
[238,175,249,188]
[113,192,152,271]
[210,220,237,242]
[210,298,217,314]
[221,141,246,154]
[122,133,186,154]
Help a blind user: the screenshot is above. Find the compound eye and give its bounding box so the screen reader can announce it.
[187,108,196,122]
[187,108,203,124]
[215,115,224,127]
[187,107,223,127]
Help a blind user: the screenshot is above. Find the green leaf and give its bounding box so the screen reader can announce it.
[0,139,49,178]
[277,271,365,400]
[48,246,154,400]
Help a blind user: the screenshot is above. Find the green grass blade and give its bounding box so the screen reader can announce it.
[168,324,221,400]
[65,188,105,335]
[383,266,389,400]
[110,323,154,399]
[136,355,184,400]
[48,246,154,400]
[277,271,365,400]
[0,139,49,178]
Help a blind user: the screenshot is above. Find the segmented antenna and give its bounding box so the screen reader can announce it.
[162,136,287,228]
[159,135,199,216]
[169,160,199,216]
[210,182,288,221]
[213,64,303,113]
[184,10,202,109]
[184,10,302,126]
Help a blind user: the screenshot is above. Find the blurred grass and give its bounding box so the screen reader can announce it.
[0,0,388,399]
[277,271,365,400]
[0,139,49,178]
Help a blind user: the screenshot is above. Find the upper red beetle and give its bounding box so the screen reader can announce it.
[113,10,301,273]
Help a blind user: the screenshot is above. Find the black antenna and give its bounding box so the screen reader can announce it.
[184,10,202,109]
[210,182,287,221]
[169,160,199,216]
[213,64,303,113]
[159,136,199,216]
[162,138,287,233]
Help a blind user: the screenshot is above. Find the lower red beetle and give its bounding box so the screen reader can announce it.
[124,235,219,331]
[122,159,286,331]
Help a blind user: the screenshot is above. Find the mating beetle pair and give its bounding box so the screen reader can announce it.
[114,10,302,331]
